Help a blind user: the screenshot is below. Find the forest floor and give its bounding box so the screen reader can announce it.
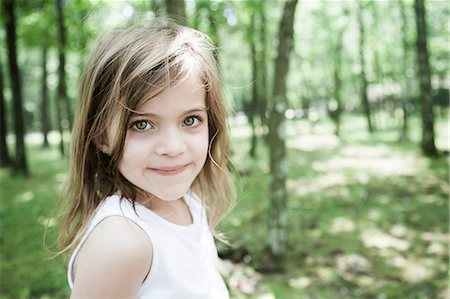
[0,115,448,299]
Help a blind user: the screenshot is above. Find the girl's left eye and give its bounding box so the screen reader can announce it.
[183,116,201,127]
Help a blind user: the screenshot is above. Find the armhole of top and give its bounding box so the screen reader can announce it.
[67,212,157,289]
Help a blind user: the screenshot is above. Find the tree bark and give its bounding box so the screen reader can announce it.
[3,0,28,176]
[248,13,258,158]
[165,0,186,25]
[258,3,268,130]
[331,27,344,137]
[56,0,72,155]
[398,0,410,141]
[41,47,50,147]
[266,0,298,272]
[357,2,374,133]
[414,0,438,156]
[0,49,12,167]
[151,0,164,16]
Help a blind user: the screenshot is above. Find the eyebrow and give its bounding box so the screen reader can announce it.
[130,107,209,118]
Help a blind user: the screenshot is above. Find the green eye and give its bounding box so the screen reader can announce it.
[184,117,195,126]
[183,116,200,127]
[133,121,150,131]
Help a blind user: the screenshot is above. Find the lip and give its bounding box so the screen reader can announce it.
[149,164,190,176]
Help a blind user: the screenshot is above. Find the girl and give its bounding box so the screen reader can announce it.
[58,20,236,298]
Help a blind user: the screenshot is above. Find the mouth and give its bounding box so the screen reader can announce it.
[149,164,190,176]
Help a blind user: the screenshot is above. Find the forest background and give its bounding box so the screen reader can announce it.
[0,0,448,298]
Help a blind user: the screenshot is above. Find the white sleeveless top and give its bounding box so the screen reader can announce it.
[67,193,229,298]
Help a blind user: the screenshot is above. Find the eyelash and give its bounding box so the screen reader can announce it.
[129,115,204,133]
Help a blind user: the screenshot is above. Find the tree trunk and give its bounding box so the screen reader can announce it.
[258,3,268,129]
[151,0,164,16]
[41,47,51,147]
[414,0,438,156]
[357,2,374,133]
[0,49,12,167]
[266,0,298,272]
[331,24,346,137]
[398,0,410,141]
[248,14,258,158]
[56,0,72,155]
[3,0,28,176]
[208,9,220,64]
[165,0,186,25]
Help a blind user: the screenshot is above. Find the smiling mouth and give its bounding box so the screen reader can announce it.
[149,164,190,176]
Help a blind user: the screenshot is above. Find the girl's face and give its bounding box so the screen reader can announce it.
[116,73,209,202]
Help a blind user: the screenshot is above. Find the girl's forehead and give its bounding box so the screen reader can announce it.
[134,73,207,116]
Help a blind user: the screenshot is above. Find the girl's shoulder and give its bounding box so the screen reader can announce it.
[68,195,153,289]
[70,215,152,296]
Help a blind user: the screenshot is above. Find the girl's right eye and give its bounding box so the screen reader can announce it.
[131,120,152,132]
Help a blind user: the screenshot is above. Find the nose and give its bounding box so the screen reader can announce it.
[154,128,187,157]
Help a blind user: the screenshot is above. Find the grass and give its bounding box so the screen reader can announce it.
[223,115,449,298]
[0,147,69,298]
[0,114,448,298]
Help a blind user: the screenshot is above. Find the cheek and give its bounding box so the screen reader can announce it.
[118,137,145,169]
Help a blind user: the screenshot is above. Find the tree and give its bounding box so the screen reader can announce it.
[244,1,270,156]
[266,0,299,271]
[257,2,269,129]
[330,26,345,137]
[0,50,12,167]
[398,0,411,141]
[165,0,186,25]
[357,2,374,133]
[56,0,72,155]
[41,47,51,147]
[324,5,349,138]
[248,13,258,158]
[414,0,438,156]
[2,0,28,176]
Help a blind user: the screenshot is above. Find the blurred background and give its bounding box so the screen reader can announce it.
[0,0,448,298]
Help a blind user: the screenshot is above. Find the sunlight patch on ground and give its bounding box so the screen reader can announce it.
[340,144,391,157]
[288,173,349,196]
[288,134,340,151]
[361,228,410,251]
[421,231,449,256]
[335,254,371,274]
[329,217,355,234]
[426,242,447,256]
[313,155,419,177]
[389,225,408,238]
[219,259,262,295]
[367,209,382,222]
[16,191,34,203]
[388,255,434,283]
[316,267,337,283]
[288,276,311,289]
[421,231,449,243]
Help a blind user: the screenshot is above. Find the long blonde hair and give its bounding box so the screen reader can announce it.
[57,20,235,255]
